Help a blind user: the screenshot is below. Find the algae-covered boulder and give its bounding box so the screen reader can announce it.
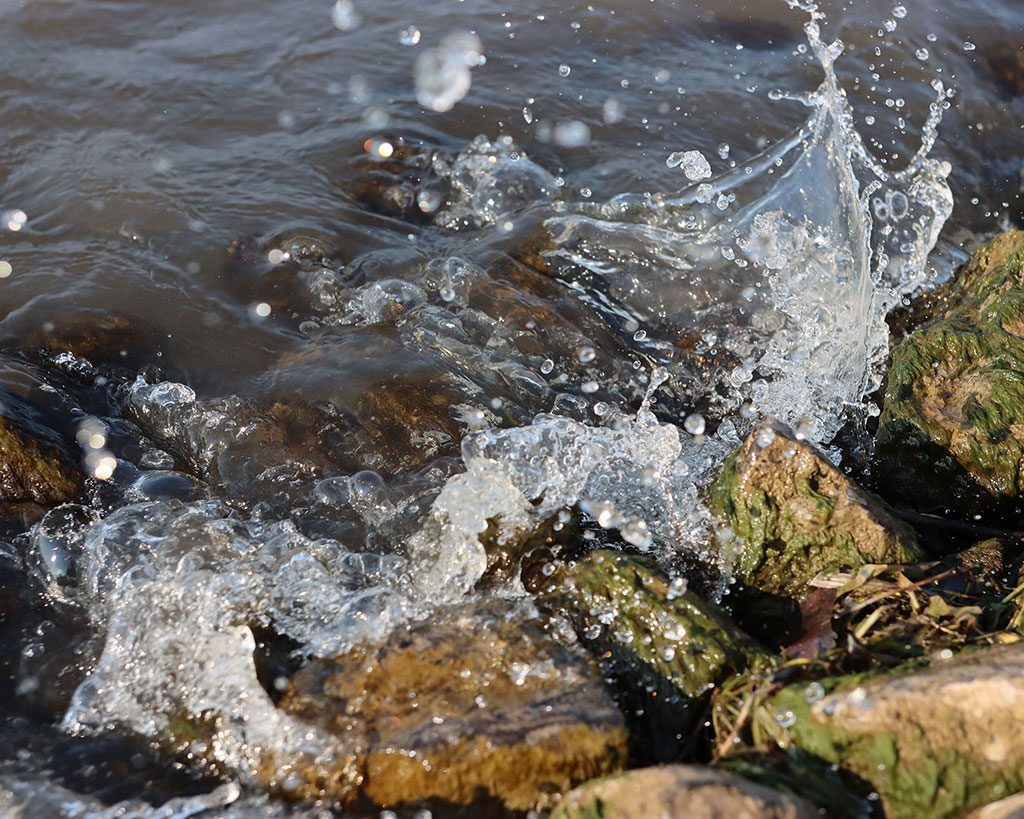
[737,642,1024,818]
[0,414,82,506]
[275,599,627,813]
[525,548,770,760]
[550,764,819,819]
[710,419,921,600]
[877,229,1024,512]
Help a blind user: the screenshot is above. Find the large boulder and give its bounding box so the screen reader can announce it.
[876,229,1024,513]
[550,764,819,819]
[274,599,627,813]
[710,419,921,601]
[738,642,1024,818]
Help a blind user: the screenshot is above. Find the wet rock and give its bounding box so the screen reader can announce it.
[0,413,82,506]
[964,790,1024,819]
[550,764,819,819]
[525,548,770,762]
[742,642,1024,819]
[25,310,163,371]
[877,230,1024,513]
[275,599,627,813]
[710,419,922,601]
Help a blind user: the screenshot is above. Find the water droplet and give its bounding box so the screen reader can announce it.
[331,0,360,30]
[684,413,705,436]
[540,358,555,375]
[417,190,441,213]
[755,427,776,447]
[399,26,421,46]
[0,261,11,278]
[666,150,712,181]
[602,97,624,124]
[577,346,596,363]
[522,106,533,124]
[695,183,715,204]
[774,709,796,728]
[804,681,825,703]
[915,47,929,61]
[558,63,571,77]
[315,476,350,506]
[892,5,907,18]
[6,209,27,231]
[633,329,647,341]
[962,41,976,51]
[794,417,815,440]
[553,120,590,147]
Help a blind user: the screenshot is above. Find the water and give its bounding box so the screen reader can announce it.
[0,0,1022,814]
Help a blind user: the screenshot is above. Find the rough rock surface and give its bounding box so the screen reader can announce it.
[550,765,820,819]
[877,229,1024,511]
[710,419,921,599]
[0,414,82,505]
[746,642,1024,818]
[526,548,769,760]
[275,599,627,812]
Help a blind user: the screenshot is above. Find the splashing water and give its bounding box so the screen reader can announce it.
[35,3,954,813]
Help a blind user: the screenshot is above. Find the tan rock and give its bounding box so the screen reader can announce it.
[551,765,820,819]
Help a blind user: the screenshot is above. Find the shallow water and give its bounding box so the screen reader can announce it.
[0,0,1023,815]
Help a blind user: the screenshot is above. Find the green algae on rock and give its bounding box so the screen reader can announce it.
[877,229,1024,511]
[710,419,922,600]
[526,548,771,760]
[550,764,819,819]
[274,599,627,813]
[736,642,1024,819]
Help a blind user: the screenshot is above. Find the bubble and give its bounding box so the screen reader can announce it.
[331,0,360,30]
[315,476,350,506]
[558,63,571,77]
[633,329,647,341]
[399,26,421,46]
[683,413,705,436]
[915,48,929,61]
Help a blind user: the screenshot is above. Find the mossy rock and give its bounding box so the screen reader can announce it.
[877,229,1024,512]
[710,419,922,601]
[274,598,627,813]
[526,548,771,761]
[737,642,1024,818]
[550,764,819,819]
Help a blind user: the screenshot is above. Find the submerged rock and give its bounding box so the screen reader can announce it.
[275,599,627,813]
[0,413,82,506]
[710,419,921,600]
[525,548,770,761]
[877,229,1024,512]
[741,642,1024,818]
[551,765,819,819]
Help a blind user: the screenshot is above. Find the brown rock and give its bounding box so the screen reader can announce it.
[0,414,82,505]
[276,600,628,812]
[551,765,819,819]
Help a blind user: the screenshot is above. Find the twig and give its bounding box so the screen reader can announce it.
[843,568,957,616]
